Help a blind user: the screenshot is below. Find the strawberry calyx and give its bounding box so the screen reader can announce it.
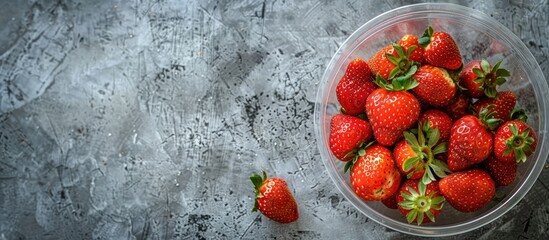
[250,171,268,212]
[402,122,451,185]
[374,65,419,91]
[343,141,375,173]
[398,181,445,225]
[386,44,420,80]
[478,104,501,131]
[418,26,434,48]
[471,59,510,98]
[510,108,528,122]
[503,124,535,163]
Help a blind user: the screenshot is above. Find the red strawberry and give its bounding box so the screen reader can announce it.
[329,114,373,161]
[365,76,421,146]
[443,93,471,120]
[473,91,516,124]
[447,107,499,171]
[382,191,399,209]
[418,26,462,70]
[250,171,298,223]
[419,110,453,144]
[368,43,418,81]
[494,120,537,163]
[350,144,402,201]
[484,154,517,186]
[336,58,377,115]
[438,169,496,212]
[397,180,445,225]
[394,122,450,183]
[399,34,424,64]
[459,59,510,98]
[412,65,456,106]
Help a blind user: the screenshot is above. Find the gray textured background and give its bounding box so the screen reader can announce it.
[1,0,548,239]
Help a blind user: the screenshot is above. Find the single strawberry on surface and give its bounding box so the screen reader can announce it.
[473,91,516,124]
[484,154,517,186]
[349,144,402,201]
[439,169,496,212]
[394,123,450,184]
[418,26,462,70]
[336,58,377,115]
[494,120,537,163]
[250,171,298,223]
[397,180,445,225]
[329,114,373,161]
[365,72,421,146]
[459,59,510,98]
[447,106,499,171]
[412,65,456,107]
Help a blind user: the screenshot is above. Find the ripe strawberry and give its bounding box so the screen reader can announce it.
[494,120,537,163]
[447,107,499,171]
[336,58,377,115]
[459,59,510,98]
[250,171,298,223]
[484,154,517,186]
[365,75,421,146]
[368,43,418,81]
[443,93,471,120]
[329,114,373,161]
[349,144,402,201]
[397,180,445,225]
[412,65,456,106]
[382,190,399,209]
[399,34,424,64]
[473,91,516,124]
[419,110,453,144]
[394,122,450,184]
[418,26,462,70]
[438,169,496,212]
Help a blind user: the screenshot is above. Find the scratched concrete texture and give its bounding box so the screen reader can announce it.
[0,0,548,239]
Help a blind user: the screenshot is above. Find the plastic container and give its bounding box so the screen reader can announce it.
[314,3,548,236]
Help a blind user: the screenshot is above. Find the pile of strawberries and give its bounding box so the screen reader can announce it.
[329,26,537,225]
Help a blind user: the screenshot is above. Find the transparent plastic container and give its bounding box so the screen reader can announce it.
[314,3,548,236]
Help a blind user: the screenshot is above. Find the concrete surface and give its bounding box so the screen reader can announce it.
[1,0,548,239]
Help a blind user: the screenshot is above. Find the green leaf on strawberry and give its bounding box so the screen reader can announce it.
[400,122,451,185]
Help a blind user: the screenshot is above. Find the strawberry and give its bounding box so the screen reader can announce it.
[494,120,537,163]
[349,144,402,201]
[473,91,516,124]
[438,169,496,212]
[329,114,373,161]
[419,110,453,144]
[412,65,456,106]
[399,34,424,64]
[459,59,510,98]
[250,171,298,223]
[394,122,450,184]
[447,107,499,171]
[397,180,445,225]
[443,93,471,120]
[382,190,399,209]
[365,74,421,146]
[368,43,419,81]
[484,154,517,186]
[418,26,462,70]
[336,58,377,115]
